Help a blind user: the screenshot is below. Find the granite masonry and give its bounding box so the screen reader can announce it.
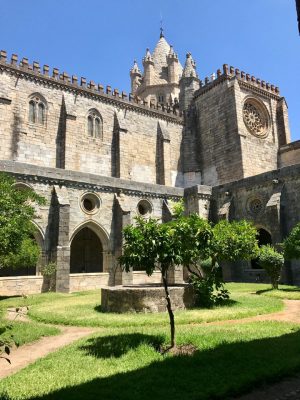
[0,31,300,295]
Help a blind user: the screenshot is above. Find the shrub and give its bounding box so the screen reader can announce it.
[258,245,284,289]
[190,258,230,308]
[284,223,300,260]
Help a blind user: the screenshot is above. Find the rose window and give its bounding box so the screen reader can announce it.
[249,198,263,215]
[243,100,268,137]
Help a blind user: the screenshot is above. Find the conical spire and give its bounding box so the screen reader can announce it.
[182,52,198,78]
[143,48,153,62]
[130,59,141,75]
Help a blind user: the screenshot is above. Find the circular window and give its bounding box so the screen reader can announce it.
[80,192,101,214]
[247,197,264,216]
[137,199,152,216]
[243,99,269,138]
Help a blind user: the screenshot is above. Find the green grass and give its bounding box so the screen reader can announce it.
[1,322,300,399]
[0,284,285,328]
[0,321,60,347]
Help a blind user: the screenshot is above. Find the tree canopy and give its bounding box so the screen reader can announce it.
[0,173,45,268]
[120,212,259,348]
[284,222,300,260]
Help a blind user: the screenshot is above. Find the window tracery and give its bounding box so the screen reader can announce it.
[29,95,46,124]
[87,109,102,138]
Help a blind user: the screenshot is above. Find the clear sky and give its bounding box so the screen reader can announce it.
[0,0,299,140]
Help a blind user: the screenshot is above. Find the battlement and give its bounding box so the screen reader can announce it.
[194,63,280,99]
[0,50,182,121]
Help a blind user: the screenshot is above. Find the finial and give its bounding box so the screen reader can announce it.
[160,13,164,38]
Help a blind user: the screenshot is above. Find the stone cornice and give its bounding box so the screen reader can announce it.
[0,160,184,200]
[0,61,184,125]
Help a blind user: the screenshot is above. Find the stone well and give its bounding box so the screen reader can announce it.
[101,284,195,313]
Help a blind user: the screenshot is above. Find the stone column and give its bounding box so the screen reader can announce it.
[53,186,70,293]
[184,185,212,219]
[112,192,133,286]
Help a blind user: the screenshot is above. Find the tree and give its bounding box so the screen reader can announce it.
[176,218,259,306]
[284,222,300,260]
[0,173,45,269]
[258,245,284,289]
[120,214,258,348]
[120,217,184,348]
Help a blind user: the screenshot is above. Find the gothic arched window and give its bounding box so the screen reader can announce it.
[28,94,47,125]
[87,109,102,138]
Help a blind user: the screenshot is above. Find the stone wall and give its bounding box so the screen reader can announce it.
[0,275,45,296]
[0,62,183,187]
[279,141,300,168]
[212,163,300,284]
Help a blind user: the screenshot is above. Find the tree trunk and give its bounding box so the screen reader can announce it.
[162,270,176,348]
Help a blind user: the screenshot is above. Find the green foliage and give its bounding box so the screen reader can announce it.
[190,259,230,308]
[1,238,40,269]
[121,216,182,277]
[258,245,284,289]
[169,199,185,219]
[0,173,45,267]
[40,262,57,278]
[212,220,259,263]
[284,222,300,260]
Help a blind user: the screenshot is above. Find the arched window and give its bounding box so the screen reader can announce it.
[158,94,164,104]
[28,94,47,125]
[87,109,102,138]
[29,100,36,123]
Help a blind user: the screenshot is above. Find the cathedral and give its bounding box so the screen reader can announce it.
[0,31,300,295]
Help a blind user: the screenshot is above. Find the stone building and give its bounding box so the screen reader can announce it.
[0,31,300,295]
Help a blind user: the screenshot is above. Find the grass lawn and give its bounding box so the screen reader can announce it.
[0,283,285,328]
[1,283,300,399]
[0,321,60,347]
[1,321,300,399]
[0,297,60,348]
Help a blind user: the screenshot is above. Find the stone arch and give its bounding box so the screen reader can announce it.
[70,221,111,273]
[251,227,272,269]
[0,222,45,277]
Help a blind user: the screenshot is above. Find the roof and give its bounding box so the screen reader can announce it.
[151,36,183,85]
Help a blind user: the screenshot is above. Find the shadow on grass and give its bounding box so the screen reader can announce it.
[7,328,300,400]
[79,333,164,358]
[257,288,300,295]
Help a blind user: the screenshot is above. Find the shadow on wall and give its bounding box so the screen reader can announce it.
[12,329,300,400]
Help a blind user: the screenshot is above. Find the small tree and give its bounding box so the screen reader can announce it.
[178,218,259,306]
[284,222,300,260]
[120,217,183,348]
[0,173,45,269]
[258,245,284,289]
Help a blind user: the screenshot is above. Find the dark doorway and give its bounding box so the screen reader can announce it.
[251,228,272,269]
[70,227,103,273]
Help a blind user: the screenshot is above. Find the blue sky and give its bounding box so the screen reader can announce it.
[1,0,299,140]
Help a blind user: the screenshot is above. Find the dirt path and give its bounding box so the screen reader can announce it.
[0,309,97,379]
[210,299,300,326]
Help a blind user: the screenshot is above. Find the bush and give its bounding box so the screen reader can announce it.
[40,262,57,292]
[258,245,284,289]
[190,258,230,308]
[284,223,300,260]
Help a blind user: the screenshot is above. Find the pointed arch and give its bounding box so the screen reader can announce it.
[70,221,111,273]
